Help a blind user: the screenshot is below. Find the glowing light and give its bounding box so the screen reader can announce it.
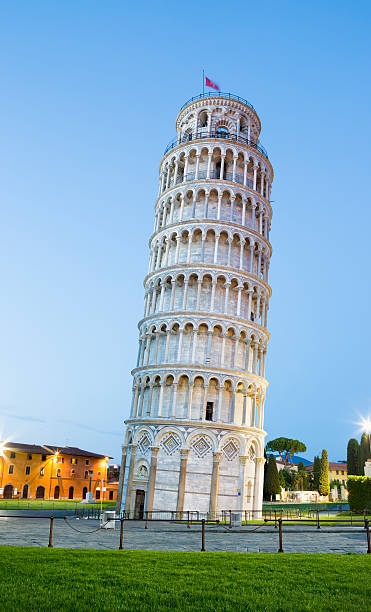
[358,415,371,435]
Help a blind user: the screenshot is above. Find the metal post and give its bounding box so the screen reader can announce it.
[187,510,190,529]
[145,511,148,529]
[365,519,371,554]
[48,517,54,548]
[274,510,277,529]
[278,519,283,553]
[201,519,206,552]
[317,510,320,529]
[119,518,124,550]
[229,509,232,529]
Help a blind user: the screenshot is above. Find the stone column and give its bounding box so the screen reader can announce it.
[171,382,178,417]
[209,452,223,516]
[200,384,209,420]
[252,457,265,519]
[216,386,223,422]
[196,279,202,310]
[242,393,247,425]
[253,164,258,191]
[115,444,128,513]
[182,280,189,310]
[146,446,159,516]
[251,204,256,231]
[232,157,237,182]
[195,154,200,180]
[186,233,193,263]
[187,382,194,418]
[213,235,219,263]
[210,280,216,311]
[176,449,190,514]
[158,381,165,417]
[220,154,225,179]
[217,194,222,219]
[124,444,137,514]
[206,152,212,179]
[239,456,249,511]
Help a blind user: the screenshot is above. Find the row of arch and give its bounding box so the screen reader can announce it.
[143,275,269,328]
[177,103,260,142]
[1,484,109,501]
[160,146,271,199]
[131,373,265,429]
[136,322,267,375]
[148,228,270,282]
[154,188,270,238]
[128,420,264,458]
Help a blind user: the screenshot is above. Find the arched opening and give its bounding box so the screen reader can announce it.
[54,485,60,499]
[3,484,13,499]
[217,126,229,138]
[82,487,88,500]
[36,486,45,499]
[22,484,29,499]
[96,489,101,500]
[68,486,74,500]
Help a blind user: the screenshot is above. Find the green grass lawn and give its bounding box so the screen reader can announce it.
[0,499,115,510]
[0,548,369,611]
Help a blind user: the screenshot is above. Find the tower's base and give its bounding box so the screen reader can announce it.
[117,419,265,519]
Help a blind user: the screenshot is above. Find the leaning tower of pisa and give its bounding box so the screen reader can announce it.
[117,92,273,519]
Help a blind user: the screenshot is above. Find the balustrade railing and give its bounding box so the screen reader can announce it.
[169,172,255,190]
[164,130,268,159]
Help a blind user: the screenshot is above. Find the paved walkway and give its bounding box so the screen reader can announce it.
[0,517,369,553]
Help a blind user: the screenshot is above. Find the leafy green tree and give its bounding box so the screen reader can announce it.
[359,433,371,475]
[264,454,281,501]
[319,449,330,496]
[294,461,309,491]
[313,455,321,491]
[347,438,360,476]
[265,437,307,465]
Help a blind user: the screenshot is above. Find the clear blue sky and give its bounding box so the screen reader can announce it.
[1,2,370,463]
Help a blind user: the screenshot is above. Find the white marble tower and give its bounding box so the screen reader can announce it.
[117,92,273,518]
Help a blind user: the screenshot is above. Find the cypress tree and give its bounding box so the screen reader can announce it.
[359,433,371,475]
[319,449,330,496]
[313,455,321,490]
[265,454,281,501]
[347,438,360,475]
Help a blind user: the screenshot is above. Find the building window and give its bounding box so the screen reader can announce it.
[10,452,16,459]
[98,471,101,477]
[27,454,32,460]
[57,468,61,477]
[71,470,75,476]
[85,459,90,466]
[71,458,77,465]
[57,457,64,464]
[8,465,14,475]
[84,471,89,479]
[205,402,213,421]
[341,471,344,475]
[25,466,31,475]
[41,455,47,462]
[109,490,114,500]
[336,470,339,475]
[40,467,45,476]
[96,490,100,500]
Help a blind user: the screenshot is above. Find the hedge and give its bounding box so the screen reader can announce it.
[347,476,371,512]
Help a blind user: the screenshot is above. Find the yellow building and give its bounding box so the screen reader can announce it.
[0,441,117,501]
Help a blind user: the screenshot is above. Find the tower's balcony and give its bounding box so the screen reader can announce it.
[164,131,269,160]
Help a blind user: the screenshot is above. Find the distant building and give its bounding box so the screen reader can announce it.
[0,441,118,501]
[305,461,347,486]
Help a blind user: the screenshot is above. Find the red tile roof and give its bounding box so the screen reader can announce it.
[0,441,111,459]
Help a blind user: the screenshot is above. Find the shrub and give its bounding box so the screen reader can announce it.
[347,476,371,512]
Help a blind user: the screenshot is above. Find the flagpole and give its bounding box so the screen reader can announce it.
[202,69,204,96]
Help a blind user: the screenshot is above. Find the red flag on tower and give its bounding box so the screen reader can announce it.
[205,76,220,90]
